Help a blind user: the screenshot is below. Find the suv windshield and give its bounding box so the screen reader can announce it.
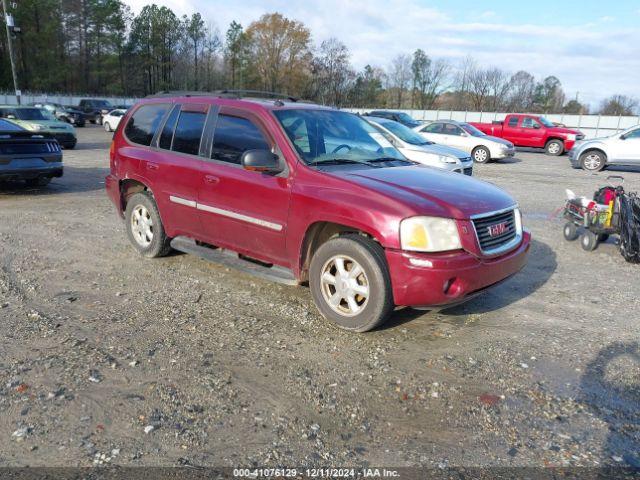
[373,119,432,146]
[274,109,406,166]
[460,123,486,137]
[14,108,54,121]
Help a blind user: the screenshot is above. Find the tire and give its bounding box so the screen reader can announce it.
[597,233,609,243]
[124,192,172,258]
[472,146,491,164]
[98,116,103,126]
[104,122,111,132]
[309,234,393,332]
[563,222,579,241]
[580,150,606,172]
[580,230,599,252]
[545,139,564,156]
[89,119,96,125]
[25,177,51,187]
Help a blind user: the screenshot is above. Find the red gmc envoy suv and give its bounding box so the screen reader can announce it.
[106,92,531,332]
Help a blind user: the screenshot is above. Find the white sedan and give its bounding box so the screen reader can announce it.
[414,120,515,163]
[103,109,127,132]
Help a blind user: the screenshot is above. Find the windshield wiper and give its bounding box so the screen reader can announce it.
[308,158,382,168]
[369,156,415,164]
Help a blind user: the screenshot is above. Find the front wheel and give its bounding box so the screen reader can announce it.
[545,139,564,156]
[309,234,393,332]
[580,230,599,251]
[124,192,172,258]
[472,146,491,163]
[563,222,579,241]
[580,151,606,172]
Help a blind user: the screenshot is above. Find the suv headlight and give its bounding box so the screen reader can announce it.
[400,216,462,252]
[566,134,576,141]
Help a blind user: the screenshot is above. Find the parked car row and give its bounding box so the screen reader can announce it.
[104,92,531,332]
[372,110,640,172]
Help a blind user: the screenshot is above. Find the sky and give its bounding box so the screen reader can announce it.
[126,0,640,109]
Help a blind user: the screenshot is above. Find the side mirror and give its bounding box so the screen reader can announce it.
[6,114,16,120]
[620,135,626,140]
[241,149,283,174]
[533,124,541,129]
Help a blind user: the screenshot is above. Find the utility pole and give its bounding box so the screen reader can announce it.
[2,0,21,104]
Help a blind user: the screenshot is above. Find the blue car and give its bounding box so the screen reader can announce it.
[0,118,63,187]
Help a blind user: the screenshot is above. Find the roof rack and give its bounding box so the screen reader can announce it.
[146,90,301,104]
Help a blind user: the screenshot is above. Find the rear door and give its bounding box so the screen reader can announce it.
[501,116,522,145]
[196,107,292,266]
[123,102,208,238]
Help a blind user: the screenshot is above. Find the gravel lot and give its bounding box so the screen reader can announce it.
[0,125,638,469]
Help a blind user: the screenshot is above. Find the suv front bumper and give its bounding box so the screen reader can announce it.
[385,230,531,307]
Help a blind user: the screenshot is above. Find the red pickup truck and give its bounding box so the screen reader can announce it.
[471,114,584,156]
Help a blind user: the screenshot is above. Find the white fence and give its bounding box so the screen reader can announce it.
[1,92,138,107]
[347,109,640,139]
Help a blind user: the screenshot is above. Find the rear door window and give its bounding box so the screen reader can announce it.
[211,114,270,164]
[172,109,207,156]
[508,117,518,127]
[124,104,170,146]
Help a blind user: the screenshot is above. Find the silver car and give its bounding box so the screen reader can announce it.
[569,125,640,171]
[414,120,515,163]
[364,116,474,175]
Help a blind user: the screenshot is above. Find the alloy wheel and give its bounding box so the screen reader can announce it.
[131,204,154,247]
[320,255,370,317]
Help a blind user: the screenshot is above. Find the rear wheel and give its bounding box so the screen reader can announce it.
[580,150,606,172]
[545,139,564,156]
[309,234,393,332]
[563,222,579,241]
[580,230,599,251]
[472,146,490,163]
[124,192,172,258]
[104,122,111,132]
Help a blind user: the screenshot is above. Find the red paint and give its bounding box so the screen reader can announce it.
[106,95,531,309]
[471,114,583,153]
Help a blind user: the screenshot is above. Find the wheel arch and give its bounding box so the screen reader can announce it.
[119,178,153,213]
[297,221,384,283]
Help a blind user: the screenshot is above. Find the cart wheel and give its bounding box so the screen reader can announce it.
[580,231,599,251]
[597,233,609,243]
[563,222,579,241]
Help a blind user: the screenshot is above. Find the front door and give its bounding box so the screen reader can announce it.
[614,127,640,163]
[197,108,292,266]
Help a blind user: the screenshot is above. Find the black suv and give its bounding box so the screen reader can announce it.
[365,110,422,129]
[78,99,114,125]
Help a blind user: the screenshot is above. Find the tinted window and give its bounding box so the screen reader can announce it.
[211,115,270,164]
[521,117,540,129]
[422,123,442,133]
[125,104,170,146]
[442,124,463,136]
[159,106,180,150]
[508,117,518,127]
[172,111,207,155]
[625,128,640,139]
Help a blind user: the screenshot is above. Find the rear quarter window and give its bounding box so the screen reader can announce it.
[124,104,170,146]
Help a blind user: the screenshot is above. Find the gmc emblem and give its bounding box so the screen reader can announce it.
[487,222,508,237]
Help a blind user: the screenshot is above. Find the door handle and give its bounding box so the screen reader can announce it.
[146,162,159,171]
[204,175,219,185]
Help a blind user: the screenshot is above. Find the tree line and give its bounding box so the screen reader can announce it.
[1,1,638,115]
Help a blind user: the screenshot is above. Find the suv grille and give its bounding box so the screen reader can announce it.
[472,209,518,253]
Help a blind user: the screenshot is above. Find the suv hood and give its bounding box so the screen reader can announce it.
[336,165,516,219]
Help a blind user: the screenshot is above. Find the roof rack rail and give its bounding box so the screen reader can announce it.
[146,90,301,103]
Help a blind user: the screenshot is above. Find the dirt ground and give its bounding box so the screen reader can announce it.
[0,125,639,469]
